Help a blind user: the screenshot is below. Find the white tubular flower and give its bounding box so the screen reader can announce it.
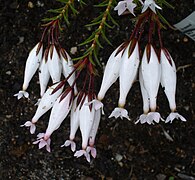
[61,96,79,152]
[160,48,176,112]
[141,0,162,14]
[98,44,124,101]
[109,107,130,120]
[31,82,64,125]
[88,109,101,150]
[118,40,139,107]
[39,55,50,97]
[44,89,73,139]
[135,67,150,124]
[161,48,187,123]
[114,0,137,16]
[139,66,149,114]
[141,44,161,112]
[165,112,187,123]
[14,43,43,99]
[60,49,78,95]
[74,96,95,162]
[34,89,73,152]
[47,45,62,83]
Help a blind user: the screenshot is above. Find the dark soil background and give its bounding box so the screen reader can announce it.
[0,0,195,179]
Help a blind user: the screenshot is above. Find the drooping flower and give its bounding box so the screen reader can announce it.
[118,39,140,108]
[61,96,80,152]
[160,48,187,123]
[74,95,95,162]
[98,43,127,101]
[47,45,62,83]
[14,42,43,99]
[141,0,162,14]
[60,48,78,95]
[114,0,137,16]
[33,88,73,152]
[21,82,64,134]
[38,54,50,97]
[136,44,163,124]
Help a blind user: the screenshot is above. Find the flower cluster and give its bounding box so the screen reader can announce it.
[98,0,186,124]
[14,0,186,163]
[14,20,77,100]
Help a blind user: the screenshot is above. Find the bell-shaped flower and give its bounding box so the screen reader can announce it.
[109,107,130,120]
[114,0,137,16]
[47,45,62,83]
[14,42,43,99]
[98,43,126,101]
[141,0,162,14]
[60,49,78,95]
[21,82,64,134]
[38,55,50,97]
[118,40,139,108]
[61,96,79,152]
[161,48,186,123]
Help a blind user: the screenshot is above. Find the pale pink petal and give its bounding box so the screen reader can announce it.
[61,140,71,147]
[74,150,86,158]
[33,140,40,144]
[86,146,97,159]
[20,121,32,127]
[36,133,45,140]
[85,151,91,163]
[39,140,47,149]
[71,141,76,152]
[30,124,36,134]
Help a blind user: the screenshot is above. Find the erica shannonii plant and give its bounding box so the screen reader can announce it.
[14,0,186,163]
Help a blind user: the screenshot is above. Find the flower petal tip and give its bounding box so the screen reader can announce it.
[14,90,29,100]
[61,140,76,152]
[165,112,187,123]
[109,107,130,121]
[20,121,36,134]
